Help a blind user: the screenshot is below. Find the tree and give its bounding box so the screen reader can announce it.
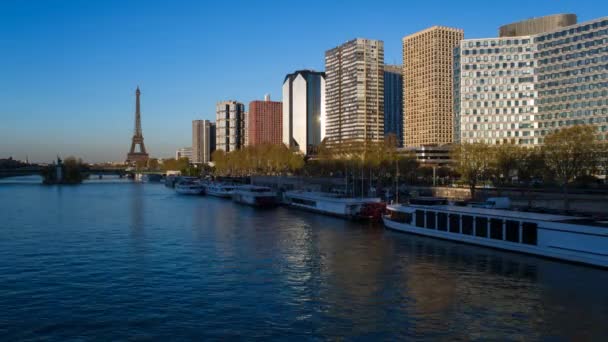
[515,147,544,207]
[542,125,597,210]
[147,158,159,170]
[596,141,608,184]
[493,143,521,187]
[451,143,493,200]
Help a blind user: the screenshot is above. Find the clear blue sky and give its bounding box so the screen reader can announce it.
[1,0,605,163]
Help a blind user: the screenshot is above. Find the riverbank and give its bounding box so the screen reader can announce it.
[250,176,608,216]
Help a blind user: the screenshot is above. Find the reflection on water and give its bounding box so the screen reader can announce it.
[0,182,606,340]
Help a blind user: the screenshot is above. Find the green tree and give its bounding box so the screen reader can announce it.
[542,125,598,210]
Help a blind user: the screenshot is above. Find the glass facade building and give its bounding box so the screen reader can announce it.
[384,65,403,146]
[282,70,326,155]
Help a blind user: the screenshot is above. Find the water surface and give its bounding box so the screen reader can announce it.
[0,179,607,340]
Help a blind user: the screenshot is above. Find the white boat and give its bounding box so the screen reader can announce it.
[205,183,237,198]
[383,199,608,268]
[283,191,385,220]
[232,185,277,207]
[175,180,205,195]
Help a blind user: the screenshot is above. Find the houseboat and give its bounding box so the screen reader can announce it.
[383,200,608,268]
[283,191,385,220]
[205,183,237,198]
[232,185,277,207]
[175,180,205,195]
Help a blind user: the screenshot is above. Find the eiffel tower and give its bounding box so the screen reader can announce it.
[126,86,149,164]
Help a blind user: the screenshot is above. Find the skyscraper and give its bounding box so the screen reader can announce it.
[384,65,403,146]
[192,120,216,164]
[216,101,245,152]
[403,26,464,147]
[325,38,384,144]
[248,95,283,146]
[282,70,326,155]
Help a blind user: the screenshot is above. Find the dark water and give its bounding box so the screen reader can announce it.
[1,177,607,340]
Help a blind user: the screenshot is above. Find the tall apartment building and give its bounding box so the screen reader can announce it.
[403,26,464,147]
[216,101,245,152]
[282,70,326,155]
[384,64,404,146]
[248,95,283,146]
[325,38,384,144]
[454,15,608,145]
[192,119,216,164]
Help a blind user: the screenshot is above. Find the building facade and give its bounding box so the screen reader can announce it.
[192,119,216,164]
[282,70,326,155]
[216,101,246,152]
[499,14,577,37]
[325,38,384,144]
[403,26,464,147]
[175,147,192,161]
[535,17,608,142]
[454,16,608,145]
[454,37,538,145]
[248,95,283,146]
[384,64,404,146]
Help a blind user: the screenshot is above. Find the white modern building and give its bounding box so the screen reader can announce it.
[282,70,326,155]
[454,37,538,145]
[175,147,192,161]
[192,119,216,164]
[454,15,608,145]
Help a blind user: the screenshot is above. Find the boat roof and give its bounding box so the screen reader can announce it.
[287,191,382,204]
[387,204,593,223]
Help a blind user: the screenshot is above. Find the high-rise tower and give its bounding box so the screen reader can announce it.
[126,87,149,163]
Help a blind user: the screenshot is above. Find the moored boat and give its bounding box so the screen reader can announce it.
[232,185,277,207]
[283,190,385,220]
[383,200,608,268]
[175,180,205,195]
[205,183,237,198]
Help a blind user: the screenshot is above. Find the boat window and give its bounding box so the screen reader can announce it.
[490,219,503,240]
[292,198,316,207]
[462,215,474,235]
[475,217,488,237]
[522,222,538,245]
[425,211,436,229]
[415,210,425,228]
[506,220,519,242]
[437,213,448,231]
[449,214,460,233]
[388,210,411,224]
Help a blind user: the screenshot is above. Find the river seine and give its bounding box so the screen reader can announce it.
[1,177,607,340]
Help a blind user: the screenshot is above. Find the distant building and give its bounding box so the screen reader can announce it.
[325,38,384,144]
[384,65,403,146]
[499,13,577,37]
[403,26,464,147]
[175,147,192,161]
[282,70,326,155]
[248,95,283,145]
[192,120,216,164]
[216,101,246,152]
